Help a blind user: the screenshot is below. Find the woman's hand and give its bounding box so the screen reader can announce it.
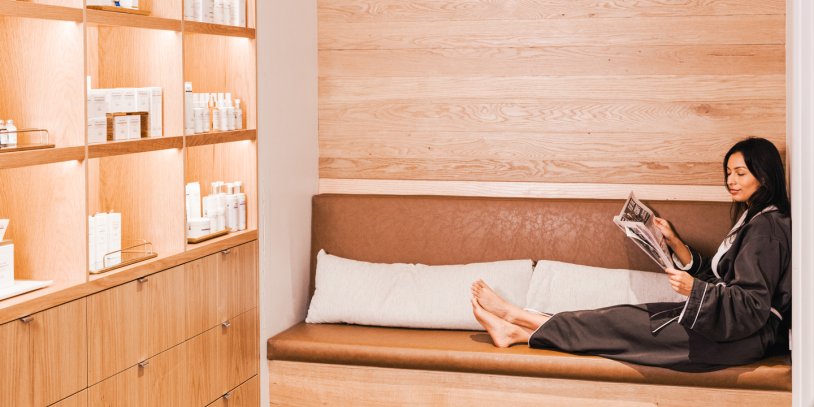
[653,217,679,247]
[664,267,694,296]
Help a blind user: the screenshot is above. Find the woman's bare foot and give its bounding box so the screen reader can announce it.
[470,279,524,322]
[471,298,529,348]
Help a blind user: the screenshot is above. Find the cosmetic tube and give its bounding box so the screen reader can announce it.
[184,82,195,135]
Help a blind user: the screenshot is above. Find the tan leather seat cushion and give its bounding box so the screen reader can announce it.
[268,323,791,392]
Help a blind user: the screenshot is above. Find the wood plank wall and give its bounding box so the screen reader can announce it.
[317,0,786,201]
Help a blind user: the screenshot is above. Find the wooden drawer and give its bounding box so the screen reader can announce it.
[186,241,257,340]
[206,376,259,407]
[218,241,257,323]
[187,308,258,406]
[88,342,190,407]
[87,266,186,384]
[1,299,87,407]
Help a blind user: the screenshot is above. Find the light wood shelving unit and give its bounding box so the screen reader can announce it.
[0,0,257,353]
[0,1,259,405]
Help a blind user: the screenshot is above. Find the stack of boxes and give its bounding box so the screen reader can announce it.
[87,87,162,144]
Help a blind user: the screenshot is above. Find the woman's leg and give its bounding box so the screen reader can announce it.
[471,299,531,348]
[471,280,550,331]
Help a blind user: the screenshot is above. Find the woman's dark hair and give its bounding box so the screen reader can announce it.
[723,137,790,227]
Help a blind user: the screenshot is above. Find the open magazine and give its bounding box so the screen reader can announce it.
[613,192,672,269]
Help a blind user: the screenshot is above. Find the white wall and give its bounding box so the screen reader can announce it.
[790,1,814,406]
[256,1,319,405]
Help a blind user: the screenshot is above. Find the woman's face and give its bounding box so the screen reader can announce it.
[726,152,761,203]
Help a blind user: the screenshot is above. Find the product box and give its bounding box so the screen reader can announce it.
[88,117,107,144]
[136,88,151,113]
[0,241,14,290]
[87,90,108,120]
[122,88,137,113]
[107,113,129,141]
[149,87,163,137]
[127,115,141,140]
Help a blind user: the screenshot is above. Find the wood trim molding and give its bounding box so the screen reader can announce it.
[319,178,732,202]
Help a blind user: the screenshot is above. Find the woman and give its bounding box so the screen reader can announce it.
[471,137,791,372]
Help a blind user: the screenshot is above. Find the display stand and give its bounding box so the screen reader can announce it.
[90,240,157,275]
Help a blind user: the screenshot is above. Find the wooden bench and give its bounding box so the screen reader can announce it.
[268,194,792,406]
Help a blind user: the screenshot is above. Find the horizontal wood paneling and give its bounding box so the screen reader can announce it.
[318,0,785,22]
[320,133,787,163]
[320,157,721,185]
[319,45,785,77]
[320,100,785,134]
[318,1,786,199]
[320,75,785,103]
[319,15,785,50]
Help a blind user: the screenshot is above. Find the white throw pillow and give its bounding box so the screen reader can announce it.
[306,250,533,330]
[524,260,686,315]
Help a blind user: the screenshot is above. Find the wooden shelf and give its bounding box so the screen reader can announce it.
[186,129,256,147]
[0,0,82,22]
[184,20,256,38]
[0,146,85,170]
[88,136,184,159]
[86,9,182,31]
[186,228,256,251]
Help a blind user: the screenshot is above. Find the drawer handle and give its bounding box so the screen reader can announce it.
[138,360,150,368]
[221,249,232,255]
[137,277,149,284]
[223,392,233,400]
[221,321,232,328]
[19,315,34,324]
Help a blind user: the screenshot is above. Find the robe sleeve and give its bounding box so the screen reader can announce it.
[674,245,717,282]
[677,232,785,342]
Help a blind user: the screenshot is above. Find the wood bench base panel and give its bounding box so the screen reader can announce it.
[268,360,791,407]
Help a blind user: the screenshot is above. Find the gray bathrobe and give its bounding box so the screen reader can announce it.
[528,210,791,372]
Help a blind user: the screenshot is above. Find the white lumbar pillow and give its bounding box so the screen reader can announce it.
[306,250,533,330]
[524,260,686,315]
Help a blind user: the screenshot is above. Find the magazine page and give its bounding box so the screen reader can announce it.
[613,192,672,268]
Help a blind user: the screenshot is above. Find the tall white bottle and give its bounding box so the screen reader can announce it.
[234,99,243,130]
[184,82,195,135]
[224,93,235,131]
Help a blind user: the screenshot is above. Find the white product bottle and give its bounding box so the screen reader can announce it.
[193,94,206,134]
[226,194,239,231]
[234,99,243,130]
[193,0,204,21]
[224,93,235,131]
[218,93,229,131]
[223,0,233,26]
[237,192,246,230]
[231,0,243,27]
[214,0,225,25]
[211,96,221,131]
[184,82,195,135]
[0,120,7,146]
[184,0,194,20]
[204,94,213,132]
[5,120,17,146]
[205,0,215,23]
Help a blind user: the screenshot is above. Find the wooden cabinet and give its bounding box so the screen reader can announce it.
[88,266,186,384]
[187,308,258,406]
[0,299,87,407]
[185,253,219,339]
[207,376,259,407]
[88,342,190,407]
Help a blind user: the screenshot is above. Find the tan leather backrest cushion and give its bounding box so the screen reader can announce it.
[311,194,731,289]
